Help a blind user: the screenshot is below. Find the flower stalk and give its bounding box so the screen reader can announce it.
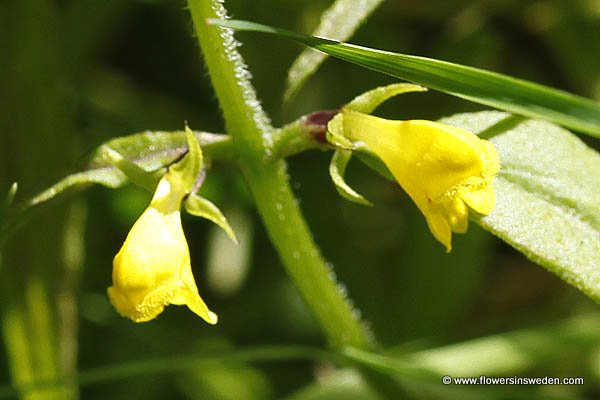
[187,0,371,349]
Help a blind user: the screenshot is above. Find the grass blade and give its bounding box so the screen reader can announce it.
[213,19,600,138]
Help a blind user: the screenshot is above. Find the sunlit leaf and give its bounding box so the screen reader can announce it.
[440,111,600,301]
[0,131,231,245]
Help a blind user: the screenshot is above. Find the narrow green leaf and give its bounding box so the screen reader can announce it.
[0,169,125,248]
[212,19,600,138]
[329,149,372,206]
[36,130,231,206]
[27,130,229,209]
[28,169,127,208]
[90,130,231,171]
[284,0,383,101]
[100,146,161,192]
[404,313,600,376]
[0,131,232,246]
[343,346,579,400]
[440,111,600,301]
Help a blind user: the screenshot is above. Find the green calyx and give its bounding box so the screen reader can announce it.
[326,83,425,206]
[108,125,237,243]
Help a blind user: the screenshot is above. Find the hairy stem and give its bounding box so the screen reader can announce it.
[187,0,370,349]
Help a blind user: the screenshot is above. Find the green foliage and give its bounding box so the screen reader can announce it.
[214,19,600,138]
[442,111,600,301]
[2,0,600,399]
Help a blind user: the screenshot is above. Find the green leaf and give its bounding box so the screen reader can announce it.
[284,0,383,102]
[0,131,232,246]
[440,111,600,302]
[212,19,600,138]
[100,146,162,192]
[329,149,372,206]
[90,130,230,171]
[0,169,125,247]
[404,313,600,376]
[25,130,225,209]
[32,130,231,208]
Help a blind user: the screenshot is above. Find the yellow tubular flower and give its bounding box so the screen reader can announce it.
[108,176,218,324]
[342,110,500,252]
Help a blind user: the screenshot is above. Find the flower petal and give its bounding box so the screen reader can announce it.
[424,210,453,252]
[460,184,495,215]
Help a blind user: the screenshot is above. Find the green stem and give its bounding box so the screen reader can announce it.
[187,0,370,349]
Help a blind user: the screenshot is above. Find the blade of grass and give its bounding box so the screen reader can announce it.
[212,19,600,138]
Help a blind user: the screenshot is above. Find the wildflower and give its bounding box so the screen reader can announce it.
[338,109,500,251]
[108,175,218,323]
[106,127,231,323]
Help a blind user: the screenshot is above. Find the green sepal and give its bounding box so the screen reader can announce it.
[327,84,424,181]
[327,84,427,150]
[329,149,372,206]
[100,146,163,192]
[184,194,238,243]
[170,126,204,194]
[344,83,427,114]
[326,114,355,149]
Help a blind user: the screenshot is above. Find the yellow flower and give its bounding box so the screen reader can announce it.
[341,109,500,251]
[108,176,218,324]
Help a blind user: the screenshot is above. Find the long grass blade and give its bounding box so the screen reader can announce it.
[213,19,600,138]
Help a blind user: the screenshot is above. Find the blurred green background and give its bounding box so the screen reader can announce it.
[1,0,600,399]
